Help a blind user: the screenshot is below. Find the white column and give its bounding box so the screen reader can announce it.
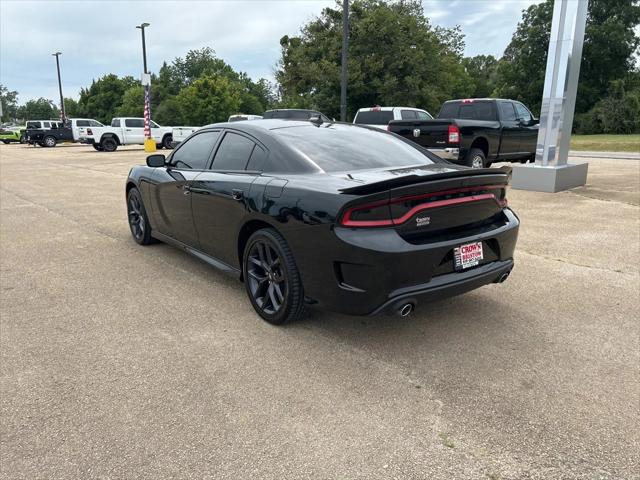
[512,0,589,192]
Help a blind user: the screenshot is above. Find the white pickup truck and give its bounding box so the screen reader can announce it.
[78,117,195,152]
[170,126,200,148]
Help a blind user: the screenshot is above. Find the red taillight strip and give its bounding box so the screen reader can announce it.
[388,184,504,205]
[341,186,507,227]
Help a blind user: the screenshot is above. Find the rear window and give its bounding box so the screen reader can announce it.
[273,125,435,172]
[354,111,394,125]
[438,103,458,118]
[438,102,496,121]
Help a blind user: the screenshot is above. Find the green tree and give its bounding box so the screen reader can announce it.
[116,86,145,117]
[276,0,473,119]
[77,74,138,124]
[494,0,640,116]
[155,97,184,126]
[462,55,499,98]
[16,98,59,120]
[63,97,80,117]
[175,75,242,125]
[1,84,19,122]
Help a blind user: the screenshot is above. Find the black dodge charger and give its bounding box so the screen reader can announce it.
[126,119,519,324]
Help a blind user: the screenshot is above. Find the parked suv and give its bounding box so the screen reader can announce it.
[353,106,433,129]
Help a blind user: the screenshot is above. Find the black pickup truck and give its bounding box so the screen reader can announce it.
[387,98,539,168]
[26,122,74,147]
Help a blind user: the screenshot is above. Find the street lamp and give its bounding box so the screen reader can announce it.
[340,0,349,122]
[52,52,65,121]
[135,22,150,74]
[136,22,154,150]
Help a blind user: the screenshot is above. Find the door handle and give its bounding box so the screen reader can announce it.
[231,189,244,201]
[182,185,191,195]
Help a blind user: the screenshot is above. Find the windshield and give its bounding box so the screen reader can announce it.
[272,125,436,173]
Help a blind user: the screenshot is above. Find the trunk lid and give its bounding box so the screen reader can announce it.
[337,165,510,242]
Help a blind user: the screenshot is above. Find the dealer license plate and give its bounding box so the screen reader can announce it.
[454,242,483,270]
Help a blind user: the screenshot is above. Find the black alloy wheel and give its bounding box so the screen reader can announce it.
[101,136,118,152]
[162,135,173,149]
[243,229,305,324]
[127,188,153,245]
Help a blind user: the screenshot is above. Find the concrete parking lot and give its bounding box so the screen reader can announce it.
[1,143,638,479]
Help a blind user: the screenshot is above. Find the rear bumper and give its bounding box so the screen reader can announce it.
[287,208,520,316]
[427,147,460,161]
[369,259,513,315]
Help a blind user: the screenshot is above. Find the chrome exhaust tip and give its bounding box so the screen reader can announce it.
[399,303,414,317]
[497,271,511,283]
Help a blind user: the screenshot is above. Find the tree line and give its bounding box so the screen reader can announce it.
[1,0,638,134]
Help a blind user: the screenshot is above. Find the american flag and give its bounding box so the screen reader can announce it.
[143,85,151,138]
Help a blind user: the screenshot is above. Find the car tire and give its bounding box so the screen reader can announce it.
[464,148,486,169]
[42,135,57,148]
[243,228,305,325]
[19,133,26,144]
[92,144,104,151]
[127,188,153,245]
[162,135,173,149]
[101,136,118,152]
[2,140,9,144]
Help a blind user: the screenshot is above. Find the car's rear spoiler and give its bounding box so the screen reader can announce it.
[339,166,512,195]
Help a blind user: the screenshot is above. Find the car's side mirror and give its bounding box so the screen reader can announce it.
[146,154,166,167]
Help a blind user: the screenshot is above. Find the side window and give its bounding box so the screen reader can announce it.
[125,119,144,128]
[76,120,90,127]
[246,145,267,171]
[150,120,160,128]
[43,122,51,128]
[170,131,220,170]
[401,110,417,120]
[417,111,432,120]
[89,120,103,127]
[212,132,256,171]
[499,102,518,122]
[514,103,533,122]
[112,119,121,127]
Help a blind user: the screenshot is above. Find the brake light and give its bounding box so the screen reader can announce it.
[87,128,93,135]
[448,125,460,143]
[340,185,507,227]
[371,105,381,111]
[462,99,475,103]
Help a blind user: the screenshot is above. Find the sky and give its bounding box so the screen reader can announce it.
[0,0,541,104]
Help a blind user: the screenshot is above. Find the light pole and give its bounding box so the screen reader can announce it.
[52,52,65,121]
[136,22,154,149]
[136,22,150,75]
[340,0,349,122]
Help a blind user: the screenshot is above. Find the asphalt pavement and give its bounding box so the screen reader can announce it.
[1,143,638,479]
